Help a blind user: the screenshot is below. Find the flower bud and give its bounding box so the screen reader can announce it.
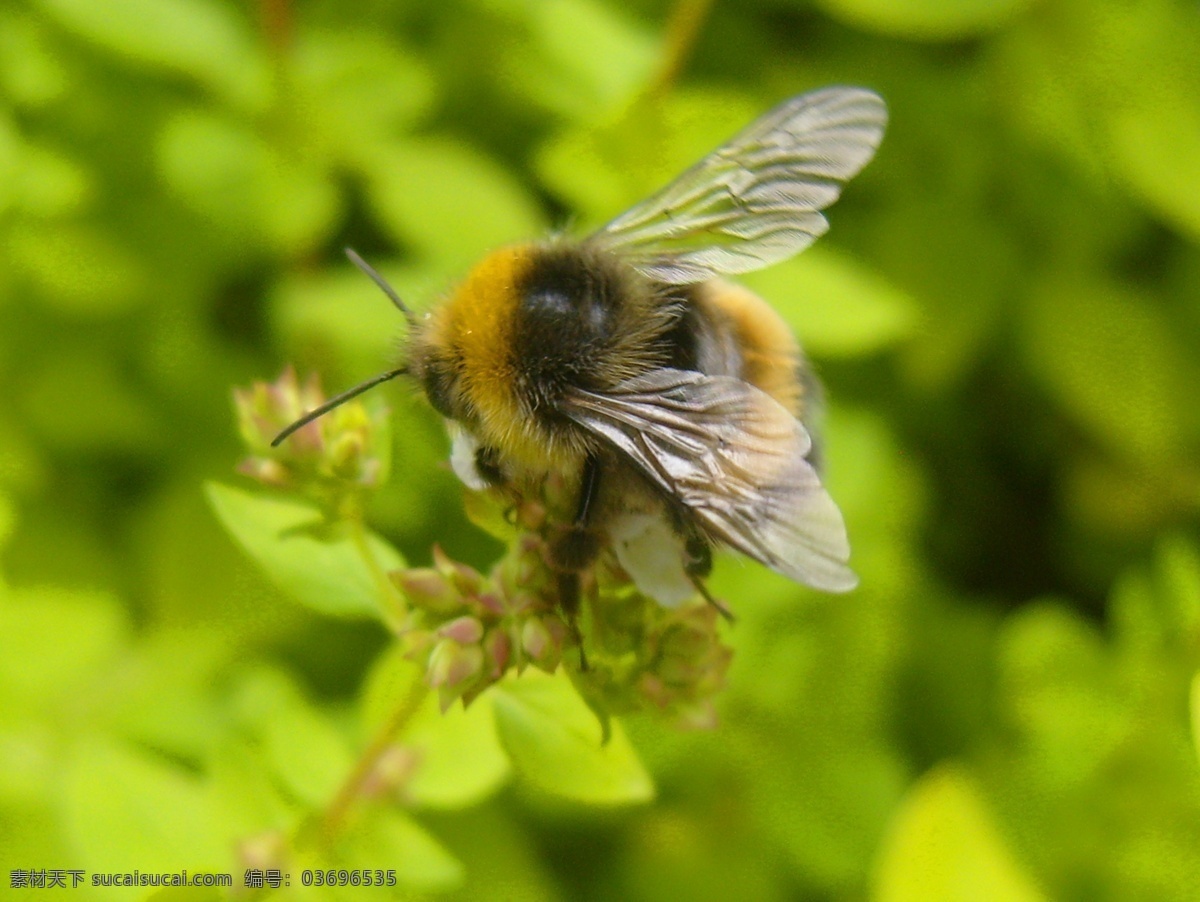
[437,615,484,645]
[392,568,460,613]
[482,627,512,678]
[521,617,553,661]
[427,639,484,690]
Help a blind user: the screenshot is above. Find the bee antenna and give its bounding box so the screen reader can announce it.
[270,366,409,447]
[344,247,417,328]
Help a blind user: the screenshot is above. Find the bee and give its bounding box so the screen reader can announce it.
[274,86,887,610]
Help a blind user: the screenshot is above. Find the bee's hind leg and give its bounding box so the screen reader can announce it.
[683,534,735,623]
[549,454,604,670]
[689,575,736,623]
[549,454,603,571]
[556,572,589,671]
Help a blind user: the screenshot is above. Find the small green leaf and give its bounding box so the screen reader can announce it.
[1192,672,1200,765]
[535,88,760,227]
[34,0,269,110]
[24,348,159,453]
[873,765,1046,902]
[0,11,70,108]
[996,602,1123,781]
[496,0,657,119]
[1109,102,1200,243]
[205,481,404,619]
[492,671,654,805]
[364,137,544,273]
[293,29,436,165]
[405,694,511,809]
[340,809,465,891]
[270,262,412,375]
[206,739,297,838]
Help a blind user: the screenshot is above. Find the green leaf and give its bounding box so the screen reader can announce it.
[996,602,1123,781]
[0,11,70,108]
[156,111,340,254]
[205,482,404,619]
[814,0,1032,41]
[7,140,91,218]
[270,262,413,377]
[492,671,654,805]
[293,29,436,165]
[742,248,919,358]
[1192,671,1200,765]
[363,137,544,273]
[1108,101,1200,244]
[0,492,13,550]
[230,667,354,807]
[62,737,229,874]
[23,347,160,453]
[363,649,511,809]
[484,0,657,119]
[206,739,298,838]
[1021,276,1187,467]
[0,585,127,706]
[340,809,464,891]
[9,221,145,315]
[34,0,269,110]
[873,765,1046,902]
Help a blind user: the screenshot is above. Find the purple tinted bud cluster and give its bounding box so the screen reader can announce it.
[234,367,386,515]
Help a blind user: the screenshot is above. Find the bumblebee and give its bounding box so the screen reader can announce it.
[275,86,887,607]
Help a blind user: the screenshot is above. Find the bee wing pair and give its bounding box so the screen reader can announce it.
[568,86,887,591]
[589,86,888,285]
[562,370,857,591]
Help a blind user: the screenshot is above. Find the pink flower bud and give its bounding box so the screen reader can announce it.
[427,639,484,690]
[437,615,484,645]
[393,568,458,612]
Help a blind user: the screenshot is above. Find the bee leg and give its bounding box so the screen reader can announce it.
[556,572,589,672]
[549,454,603,571]
[689,575,735,623]
[549,455,603,671]
[683,534,735,623]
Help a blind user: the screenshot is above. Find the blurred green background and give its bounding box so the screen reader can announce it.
[3,0,1200,898]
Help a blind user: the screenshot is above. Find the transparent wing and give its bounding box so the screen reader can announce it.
[587,86,887,285]
[563,369,857,592]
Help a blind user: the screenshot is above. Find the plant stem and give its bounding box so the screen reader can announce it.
[650,0,715,96]
[350,516,407,625]
[317,675,429,846]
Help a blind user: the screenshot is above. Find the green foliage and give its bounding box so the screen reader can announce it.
[206,482,403,619]
[3,0,1200,899]
[493,672,654,805]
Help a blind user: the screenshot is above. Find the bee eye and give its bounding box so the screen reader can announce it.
[421,360,456,418]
